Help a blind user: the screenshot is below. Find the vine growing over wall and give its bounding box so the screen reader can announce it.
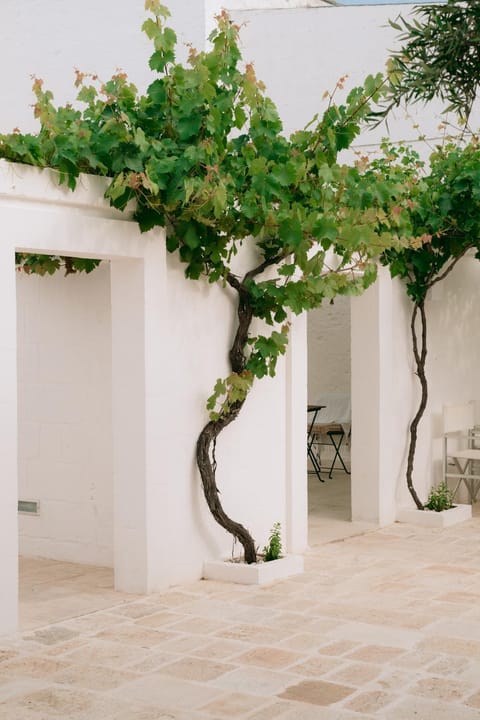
[1,2,420,560]
[381,141,480,508]
[378,0,480,508]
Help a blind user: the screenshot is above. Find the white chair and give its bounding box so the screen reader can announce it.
[443,402,480,504]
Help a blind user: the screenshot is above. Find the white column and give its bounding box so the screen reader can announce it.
[285,311,308,553]
[110,236,169,593]
[351,266,395,526]
[0,242,18,634]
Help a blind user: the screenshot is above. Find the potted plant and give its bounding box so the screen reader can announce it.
[397,481,472,528]
[203,523,304,585]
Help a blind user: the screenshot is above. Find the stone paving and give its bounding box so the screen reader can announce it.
[2,511,480,719]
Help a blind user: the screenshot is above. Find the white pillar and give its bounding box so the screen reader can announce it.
[110,236,170,593]
[0,242,18,634]
[351,266,395,526]
[285,311,308,553]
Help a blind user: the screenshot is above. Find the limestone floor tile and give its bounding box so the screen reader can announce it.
[326,661,382,686]
[62,612,130,633]
[345,644,407,663]
[279,679,355,706]
[467,691,480,710]
[344,689,397,714]
[43,637,90,657]
[112,672,225,710]
[146,590,200,607]
[288,655,345,678]
[275,598,320,613]
[191,639,252,661]
[0,655,71,680]
[199,691,264,717]
[281,706,373,720]
[108,601,177,619]
[216,624,294,645]
[0,649,18,664]
[157,656,235,682]
[330,621,420,650]
[426,655,471,676]
[210,667,297,697]
[9,515,480,720]
[232,647,303,670]
[129,651,179,673]
[234,593,287,609]
[0,678,49,703]
[4,686,101,718]
[167,616,232,635]
[52,662,140,691]
[316,641,359,657]
[233,608,284,626]
[65,638,151,668]
[152,633,214,655]
[415,635,480,657]
[409,676,475,702]
[23,626,79,646]
[370,667,419,694]
[112,706,208,720]
[423,618,480,641]
[437,591,480,605]
[94,624,172,648]
[390,648,438,670]
[279,633,335,652]
[247,701,301,719]
[135,611,186,628]
[386,695,480,720]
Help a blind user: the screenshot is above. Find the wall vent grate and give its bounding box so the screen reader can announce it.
[18,500,40,515]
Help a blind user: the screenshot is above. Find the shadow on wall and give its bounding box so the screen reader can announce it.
[16,264,114,568]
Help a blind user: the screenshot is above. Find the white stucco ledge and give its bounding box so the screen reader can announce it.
[396,504,472,528]
[203,554,304,585]
[0,159,134,221]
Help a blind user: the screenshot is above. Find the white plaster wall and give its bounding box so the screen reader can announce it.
[1,1,457,144]
[307,297,350,402]
[227,4,451,144]
[3,0,479,545]
[158,244,290,574]
[2,160,296,591]
[419,254,480,503]
[16,263,113,566]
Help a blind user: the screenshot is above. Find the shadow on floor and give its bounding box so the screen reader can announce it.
[307,469,377,546]
[19,556,138,631]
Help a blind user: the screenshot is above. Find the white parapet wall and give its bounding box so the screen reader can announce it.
[0,159,307,633]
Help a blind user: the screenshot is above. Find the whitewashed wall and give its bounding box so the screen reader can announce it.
[2,0,480,552]
[0,160,305,623]
[419,254,480,503]
[16,264,113,566]
[307,297,350,402]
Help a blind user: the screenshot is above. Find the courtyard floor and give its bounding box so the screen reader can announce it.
[2,478,480,719]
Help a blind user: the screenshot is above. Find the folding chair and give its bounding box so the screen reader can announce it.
[308,395,351,480]
[310,422,350,479]
[443,402,480,504]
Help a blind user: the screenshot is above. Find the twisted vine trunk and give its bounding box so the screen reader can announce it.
[406,299,427,510]
[196,282,258,563]
[404,250,470,510]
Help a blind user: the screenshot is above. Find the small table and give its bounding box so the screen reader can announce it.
[307,405,325,482]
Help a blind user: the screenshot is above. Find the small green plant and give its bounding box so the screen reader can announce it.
[424,481,454,512]
[263,522,283,562]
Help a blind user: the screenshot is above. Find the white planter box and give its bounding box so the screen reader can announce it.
[397,504,472,528]
[203,554,304,585]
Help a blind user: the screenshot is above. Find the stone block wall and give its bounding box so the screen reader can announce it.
[17,263,113,566]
